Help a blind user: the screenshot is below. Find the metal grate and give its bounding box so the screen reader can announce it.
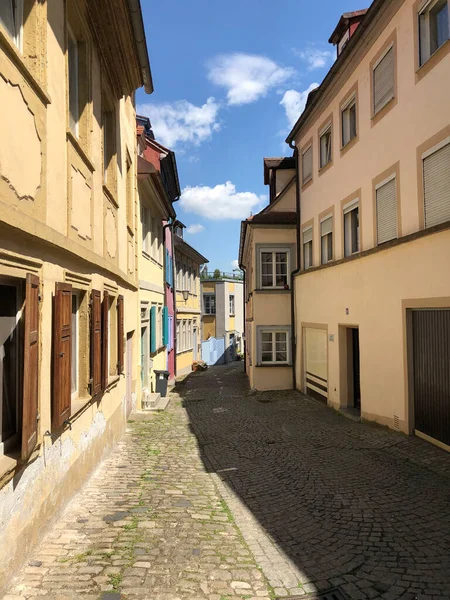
[281,589,348,600]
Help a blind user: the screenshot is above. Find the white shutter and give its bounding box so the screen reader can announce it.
[376,177,397,244]
[303,227,313,243]
[423,143,450,228]
[373,47,394,114]
[321,216,332,236]
[302,147,312,183]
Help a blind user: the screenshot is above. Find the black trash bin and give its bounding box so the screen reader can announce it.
[154,370,170,398]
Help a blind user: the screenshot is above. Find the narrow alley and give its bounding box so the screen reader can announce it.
[5,364,450,600]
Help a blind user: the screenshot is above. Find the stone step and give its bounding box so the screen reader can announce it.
[141,391,170,411]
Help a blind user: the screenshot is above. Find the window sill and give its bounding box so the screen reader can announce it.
[71,394,93,417]
[177,348,193,355]
[103,183,119,209]
[371,95,397,128]
[67,130,95,173]
[340,135,359,157]
[256,363,292,368]
[301,177,313,192]
[255,288,291,294]
[142,251,163,268]
[318,160,333,176]
[0,452,20,488]
[105,375,121,392]
[416,39,450,83]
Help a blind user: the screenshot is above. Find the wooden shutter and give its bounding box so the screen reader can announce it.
[22,274,40,459]
[52,282,72,429]
[376,177,397,244]
[162,306,169,346]
[90,289,102,396]
[423,143,450,228]
[302,147,312,183]
[373,47,394,114]
[117,295,124,374]
[101,291,109,391]
[150,306,157,353]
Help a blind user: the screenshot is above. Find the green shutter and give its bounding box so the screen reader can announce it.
[163,306,169,346]
[150,306,157,353]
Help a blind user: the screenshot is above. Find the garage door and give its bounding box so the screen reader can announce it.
[413,309,450,447]
[304,327,328,401]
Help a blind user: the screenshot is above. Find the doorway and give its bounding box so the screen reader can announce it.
[126,332,133,418]
[193,328,198,361]
[351,328,361,410]
[340,326,361,412]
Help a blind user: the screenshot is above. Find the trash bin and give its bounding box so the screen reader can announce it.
[154,370,170,398]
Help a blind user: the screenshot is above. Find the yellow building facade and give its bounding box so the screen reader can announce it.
[0,0,151,589]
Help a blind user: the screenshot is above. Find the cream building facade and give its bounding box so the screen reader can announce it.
[239,158,297,391]
[286,0,450,450]
[174,224,208,376]
[0,0,151,588]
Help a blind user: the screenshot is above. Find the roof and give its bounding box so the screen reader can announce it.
[174,236,208,265]
[329,9,369,44]
[263,156,295,185]
[238,211,297,266]
[137,156,177,219]
[286,1,381,145]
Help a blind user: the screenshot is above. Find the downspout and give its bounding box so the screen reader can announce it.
[163,219,177,378]
[289,142,301,391]
[238,264,246,375]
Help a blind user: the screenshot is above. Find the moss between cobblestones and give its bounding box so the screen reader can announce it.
[107,572,123,591]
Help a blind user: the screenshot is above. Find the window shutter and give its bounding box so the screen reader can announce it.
[101,291,109,391]
[376,177,397,244]
[373,47,394,114]
[303,227,313,243]
[423,143,450,228]
[321,217,332,236]
[52,282,72,429]
[302,147,312,182]
[117,295,124,374]
[22,274,40,460]
[90,289,102,396]
[163,306,169,346]
[150,306,157,353]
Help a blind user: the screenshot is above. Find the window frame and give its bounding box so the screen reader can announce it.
[68,24,79,137]
[341,95,357,148]
[343,200,360,257]
[257,326,291,366]
[258,247,290,290]
[320,215,333,265]
[372,43,395,116]
[375,173,398,245]
[418,0,450,66]
[203,293,216,315]
[319,124,332,170]
[302,226,313,270]
[1,0,24,51]
[421,136,450,228]
[229,294,235,316]
[301,143,313,186]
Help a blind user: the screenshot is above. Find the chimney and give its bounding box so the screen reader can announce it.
[329,9,368,57]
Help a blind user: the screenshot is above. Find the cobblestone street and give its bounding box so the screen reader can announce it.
[5,363,450,600]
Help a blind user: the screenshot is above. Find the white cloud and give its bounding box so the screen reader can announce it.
[137,97,221,149]
[280,83,319,128]
[296,48,334,71]
[207,53,295,106]
[186,224,205,235]
[180,181,264,220]
[231,259,240,270]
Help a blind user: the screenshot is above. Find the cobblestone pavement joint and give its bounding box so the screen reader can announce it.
[4,363,450,600]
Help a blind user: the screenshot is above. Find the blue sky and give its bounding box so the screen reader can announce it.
[137,0,365,272]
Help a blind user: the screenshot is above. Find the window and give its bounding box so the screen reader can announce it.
[126,155,133,231]
[419,0,450,66]
[176,320,181,353]
[141,325,148,387]
[0,0,23,50]
[376,176,397,244]
[320,217,333,264]
[423,140,450,227]
[344,202,360,257]
[229,295,235,316]
[157,305,162,348]
[68,26,79,136]
[319,126,332,169]
[302,146,313,184]
[103,102,116,186]
[373,46,395,115]
[260,250,289,288]
[259,329,290,365]
[303,227,313,269]
[341,97,357,147]
[142,207,151,254]
[0,281,22,454]
[204,294,216,315]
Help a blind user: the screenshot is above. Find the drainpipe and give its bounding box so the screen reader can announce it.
[163,219,177,378]
[289,142,302,391]
[238,264,246,375]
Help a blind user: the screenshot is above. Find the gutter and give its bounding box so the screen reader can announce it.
[289,144,302,391]
[127,0,154,94]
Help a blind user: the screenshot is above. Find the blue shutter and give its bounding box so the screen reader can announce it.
[150,306,157,353]
[163,306,169,346]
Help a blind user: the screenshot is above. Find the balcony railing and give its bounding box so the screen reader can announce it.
[201,270,243,281]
